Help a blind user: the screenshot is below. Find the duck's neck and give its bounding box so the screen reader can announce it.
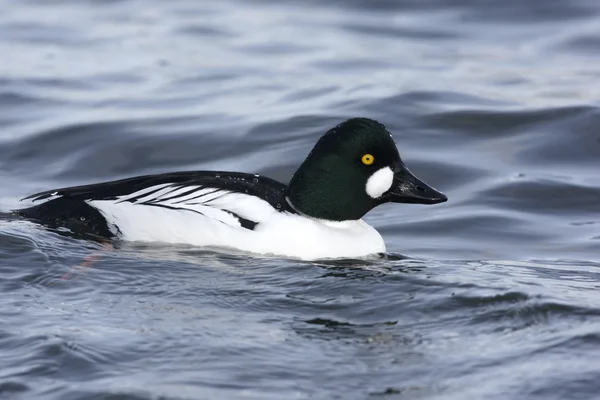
[285,173,377,221]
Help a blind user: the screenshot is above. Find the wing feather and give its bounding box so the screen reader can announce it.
[19,171,292,232]
[99,184,262,229]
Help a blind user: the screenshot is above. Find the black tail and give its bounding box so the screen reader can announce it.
[14,198,115,241]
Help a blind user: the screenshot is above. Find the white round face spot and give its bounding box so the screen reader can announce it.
[365,167,394,199]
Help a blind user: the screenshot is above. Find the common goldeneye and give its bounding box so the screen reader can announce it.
[15,118,447,260]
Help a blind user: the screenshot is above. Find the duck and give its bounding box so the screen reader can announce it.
[14,118,447,260]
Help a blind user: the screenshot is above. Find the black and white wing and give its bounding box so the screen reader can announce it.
[16,171,290,239]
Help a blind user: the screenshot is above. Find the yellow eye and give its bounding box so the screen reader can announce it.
[361,154,374,165]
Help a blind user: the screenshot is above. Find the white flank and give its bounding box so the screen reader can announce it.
[365,167,394,199]
[84,183,386,260]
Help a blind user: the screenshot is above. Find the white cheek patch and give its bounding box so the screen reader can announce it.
[365,167,394,199]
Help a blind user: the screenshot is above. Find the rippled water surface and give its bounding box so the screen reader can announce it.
[1,0,600,399]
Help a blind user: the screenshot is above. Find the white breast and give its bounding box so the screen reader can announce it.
[87,192,385,260]
[251,212,386,260]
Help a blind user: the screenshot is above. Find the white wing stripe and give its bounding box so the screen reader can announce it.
[157,187,205,203]
[135,185,185,203]
[168,188,223,204]
[171,188,218,204]
[194,190,227,204]
[122,185,230,206]
[116,183,171,203]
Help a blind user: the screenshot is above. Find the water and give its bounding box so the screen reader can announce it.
[1,0,599,398]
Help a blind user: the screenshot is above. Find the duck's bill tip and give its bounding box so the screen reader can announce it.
[416,193,448,205]
[388,189,448,205]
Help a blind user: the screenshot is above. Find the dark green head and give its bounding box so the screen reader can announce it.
[285,118,447,221]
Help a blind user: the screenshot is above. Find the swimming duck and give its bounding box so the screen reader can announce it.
[15,118,447,260]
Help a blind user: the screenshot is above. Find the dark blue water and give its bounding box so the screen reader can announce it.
[1,0,599,399]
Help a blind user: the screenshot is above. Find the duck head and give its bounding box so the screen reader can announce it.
[285,118,447,221]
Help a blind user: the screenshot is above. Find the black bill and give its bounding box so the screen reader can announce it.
[386,164,448,205]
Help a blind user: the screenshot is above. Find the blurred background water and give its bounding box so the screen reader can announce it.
[0,0,599,399]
